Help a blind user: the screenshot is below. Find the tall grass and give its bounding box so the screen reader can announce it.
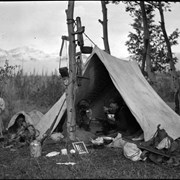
[13,70,65,106]
[155,72,175,102]
[0,60,178,128]
[0,67,65,128]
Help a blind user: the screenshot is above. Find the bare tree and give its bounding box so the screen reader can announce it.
[139,1,155,82]
[99,0,111,54]
[65,0,77,140]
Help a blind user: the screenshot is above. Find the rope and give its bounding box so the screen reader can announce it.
[66,18,75,25]
[83,32,96,46]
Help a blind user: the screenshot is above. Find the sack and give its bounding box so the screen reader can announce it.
[156,137,171,150]
[123,142,143,161]
[50,132,64,141]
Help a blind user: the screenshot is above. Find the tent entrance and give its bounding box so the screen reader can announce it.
[8,114,25,134]
[75,54,142,136]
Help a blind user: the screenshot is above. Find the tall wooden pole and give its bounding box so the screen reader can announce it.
[99,1,111,54]
[66,1,76,140]
[140,1,155,83]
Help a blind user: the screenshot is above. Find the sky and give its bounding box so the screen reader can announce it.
[0,1,180,59]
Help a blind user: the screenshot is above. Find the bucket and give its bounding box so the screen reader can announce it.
[61,148,68,155]
[30,140,42,158]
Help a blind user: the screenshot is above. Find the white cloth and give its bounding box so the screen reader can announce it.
[106,133,144,162]
[106,133,126,148]
[156,137,171,150]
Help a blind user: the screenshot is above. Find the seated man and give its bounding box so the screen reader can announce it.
[101,98,128,135]
[100,97,141,136]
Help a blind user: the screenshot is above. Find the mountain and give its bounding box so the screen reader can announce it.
[2,46,179,75]
[9,46,50,62]
[0,46,67,75]
[0,48,8,57]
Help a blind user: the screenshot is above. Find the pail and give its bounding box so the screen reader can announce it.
[30,140,42,158]
[61,148,68,155]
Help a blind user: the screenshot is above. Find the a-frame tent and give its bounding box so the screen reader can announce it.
[33,46,180,142]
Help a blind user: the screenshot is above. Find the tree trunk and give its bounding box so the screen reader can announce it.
[140,1,155,83]
[65,1,76,140]
[158,1,180,114]
[99,1,111,54]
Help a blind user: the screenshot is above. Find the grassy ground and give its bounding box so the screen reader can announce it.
[0,101,180,179]
[1,137,180,179]
[1,138,180,179]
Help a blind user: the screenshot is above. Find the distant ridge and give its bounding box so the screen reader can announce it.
[0,46,179,75]
[0,46,65,75]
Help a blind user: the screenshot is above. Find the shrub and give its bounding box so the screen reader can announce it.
[155,73,174,102]
[0,61,65,127]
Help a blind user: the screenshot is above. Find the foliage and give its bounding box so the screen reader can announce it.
[155,72,174,101]
[12,71,65,108]
[124,1,180,72]
[0,60,65,128]
[0,60,18,97]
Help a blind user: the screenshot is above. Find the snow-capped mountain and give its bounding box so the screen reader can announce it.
[0,46,67,75]
[9,46,49,62]
[1,45,179,75]
[0,48,8,57]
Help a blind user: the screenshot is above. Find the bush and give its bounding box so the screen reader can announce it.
[155,73,174,102]
[12,72,65,107]
[0,62,65,127]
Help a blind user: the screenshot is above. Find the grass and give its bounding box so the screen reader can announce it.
[1,138,180,179]
[0,99,179,179]
[0,81,179,179]
[0,100,179,179]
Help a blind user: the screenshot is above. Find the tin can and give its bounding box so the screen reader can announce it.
[30,140,42,158]
[61,148,68,155]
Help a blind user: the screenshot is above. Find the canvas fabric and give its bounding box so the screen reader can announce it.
[89,46,180,141]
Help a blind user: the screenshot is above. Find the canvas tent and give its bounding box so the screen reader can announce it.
[7,110,43,134]
[35,93,67,140]
[74,46,180,141]
[7,94,66,140]
[7,46,180,142]
[7,110,43,129]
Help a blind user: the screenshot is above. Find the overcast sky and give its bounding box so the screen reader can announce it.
[0,1,180,58]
